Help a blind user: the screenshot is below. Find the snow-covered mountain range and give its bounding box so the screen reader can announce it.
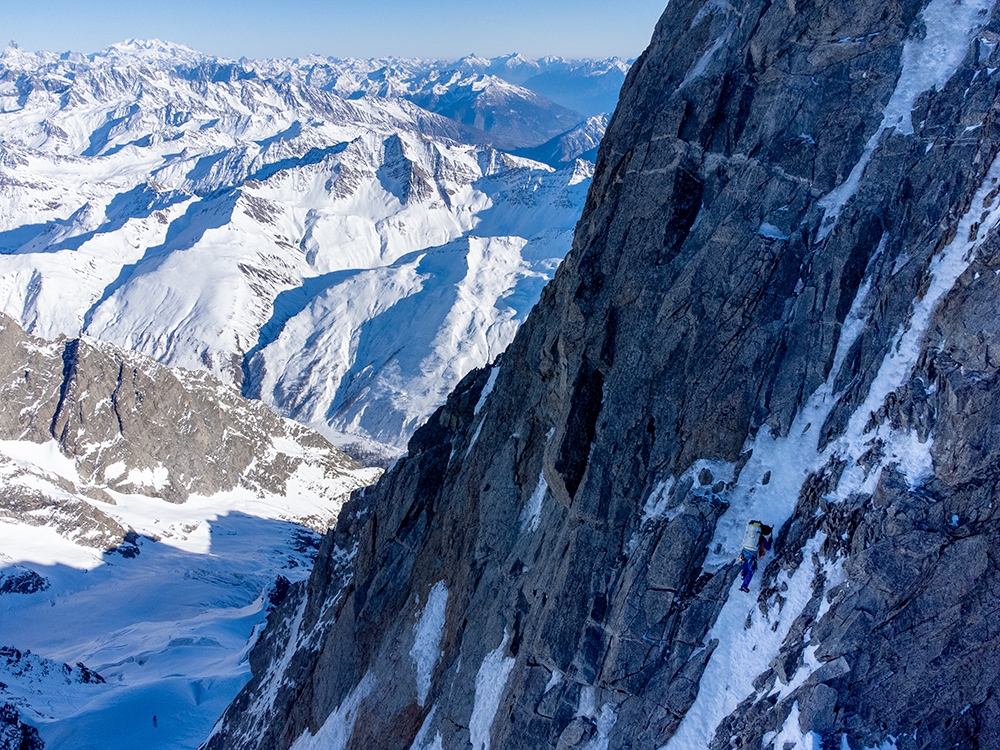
[514,113,610,166]
[0,40,614,460]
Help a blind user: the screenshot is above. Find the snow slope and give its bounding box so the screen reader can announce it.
[0,392,378,750]
[0,468,363,750]
[0,41,599,459]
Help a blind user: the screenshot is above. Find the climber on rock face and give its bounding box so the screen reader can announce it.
[738,519,773,592]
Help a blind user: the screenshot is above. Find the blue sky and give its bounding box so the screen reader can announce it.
[4,0,666,60]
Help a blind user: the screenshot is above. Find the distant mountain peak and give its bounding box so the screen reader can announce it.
[0,39,30,63]
[103,37,200,53]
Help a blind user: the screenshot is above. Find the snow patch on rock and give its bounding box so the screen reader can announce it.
[640,477,677,526]
[410,581,449,707]
[469,629,516,750]
[519,471,548,533]
[761,702,823,750]
[664,533,829,749]
[474,365,500,416]
[837,145,1000,497]
[407,706,443,750]
[289,671,375,750]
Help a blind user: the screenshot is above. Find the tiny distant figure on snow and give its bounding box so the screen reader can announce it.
[738,519,773,592]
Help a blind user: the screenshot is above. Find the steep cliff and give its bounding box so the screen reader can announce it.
[207,0,1000,748]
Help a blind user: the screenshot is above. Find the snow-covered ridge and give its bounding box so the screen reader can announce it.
[0,41,625,152]
[514,113,610,166]
[0,40,609,460]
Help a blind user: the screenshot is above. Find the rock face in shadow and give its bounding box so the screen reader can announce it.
[207,1,1000,749]
[0,701,43,750]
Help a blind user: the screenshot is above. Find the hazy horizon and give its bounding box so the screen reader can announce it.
[4,0,666,61]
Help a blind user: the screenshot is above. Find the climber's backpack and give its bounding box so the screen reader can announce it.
[757,524,773,557]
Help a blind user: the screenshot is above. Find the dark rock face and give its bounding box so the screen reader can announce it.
[0,570,48,596]
[0,313,361,502]
[208,1,1000,749]
[0,703,43,750]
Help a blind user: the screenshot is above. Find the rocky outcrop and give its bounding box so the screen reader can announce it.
[0,570,48,596]
[208,1,1000,749]
[0,703,42,750]
[0,314,371,545]
[0,646,113,750]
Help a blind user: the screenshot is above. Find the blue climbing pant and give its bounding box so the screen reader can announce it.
[740,550,758,589]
